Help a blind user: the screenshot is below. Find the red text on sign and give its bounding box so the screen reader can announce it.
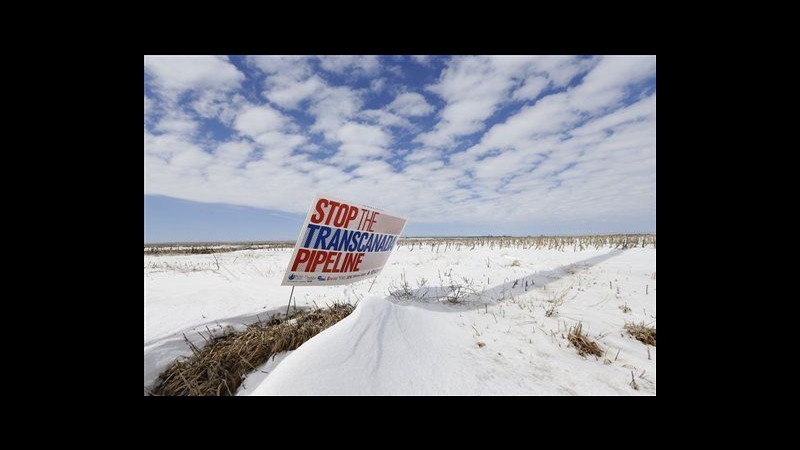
[291,248,365,273]
[310,199,360,228]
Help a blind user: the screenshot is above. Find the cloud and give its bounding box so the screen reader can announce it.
[317,56,381,77]
[247,56,312,79]
[370,78,387,92]
[146,55,656,232]
[388,92,434,117]
[145,131,212,170]
[214,141,254,166]
[249,59,365,142]
[467,93,576,156]
[308,86,364,142]
[356,91,433,130]
[264,74,326,109]
[191,91,246,125]
[337,122,391,146]
[334,122,391,161]
[247,57,324,109]
[567,56,655,112]
[154,111,199,136]
[404,148,441,163]
[570,93,656,137]
[411,55,432,65]
[359,109,413,129]
[415,56,530,148]
[386,65,403,77]
[511,76,549,101]
[417,56,595,149]
[144,56,244,101]
[234,104,286,137]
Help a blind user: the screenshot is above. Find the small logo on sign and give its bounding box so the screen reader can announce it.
[288,274,297,280]
[317,275,326,281]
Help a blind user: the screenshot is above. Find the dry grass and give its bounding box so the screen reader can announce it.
[624,321,656,346]
[146,235,656,256]
[148,303,354,396]
[398,234,655,252]
[144,241,295,255]
[545,286,570,317]
[567,322,604,357]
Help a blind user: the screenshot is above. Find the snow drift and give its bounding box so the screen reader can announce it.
[249,294,648,395]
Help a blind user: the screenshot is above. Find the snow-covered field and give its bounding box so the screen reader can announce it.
[145,242,656,395]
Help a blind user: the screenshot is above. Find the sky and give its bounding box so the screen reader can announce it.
[145,55,656,243]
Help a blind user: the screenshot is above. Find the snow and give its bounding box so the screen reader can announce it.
[145,243,655,395]
[236,352,292,396]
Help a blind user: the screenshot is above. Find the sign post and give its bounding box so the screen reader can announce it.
[282,194,407,308]
[286,285,295,317]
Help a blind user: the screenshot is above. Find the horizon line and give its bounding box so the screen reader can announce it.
[144,232,656,246]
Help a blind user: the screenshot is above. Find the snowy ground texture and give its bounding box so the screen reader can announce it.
[145,242,656,395]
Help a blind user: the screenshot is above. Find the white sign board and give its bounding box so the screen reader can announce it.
[281,194,408,286]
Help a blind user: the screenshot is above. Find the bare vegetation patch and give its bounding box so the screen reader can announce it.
[624,322,656,346]
[545,286,570,317]
[567,322,604,358]
[397,234,655,252]
[148,303,354,396]
[144,241,295,255]
[147,235,656,256]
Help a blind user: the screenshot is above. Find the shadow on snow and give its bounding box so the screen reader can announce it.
[383,249,624,313]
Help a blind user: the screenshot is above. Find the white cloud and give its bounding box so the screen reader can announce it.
[511,76,549,101]
[265,74,326,109]
[144,56,244,101]
[334,122,391,161]
[386,65,403,77]
[370,78,387,92]
[145,131,212,171]
[214,141,254,166]
[357,92,433,130]
[146,55,655,230]
[411,55,432,65]
[388,92,434,116]
[567,56,655,112]
[530,56,597,87]
[570,93,656,137]
[359,109,413,129]
[253,131,307,152]
[318,56,381,77]
[417,56,596,149]
[250,60,365,142]
[248,57,327,110]
[234,105,286,137]
[415,56,531,148]
[352,160,394,177]
[247,56,313,82]
[337,122,391,146]
[404,148,440,163]
[470,93,576,155]
[308,86,363,141]
[154,111,199,136]
[191,92,246,125]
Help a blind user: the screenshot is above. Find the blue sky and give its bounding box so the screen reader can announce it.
[145,56,656,243]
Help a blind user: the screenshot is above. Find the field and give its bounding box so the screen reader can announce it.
[144,235,656,395]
